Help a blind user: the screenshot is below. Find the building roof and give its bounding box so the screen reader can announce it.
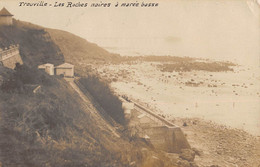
[56,63,74,68]
[0,7,13,16]
[38,63,54,68]
[44,63,54,67]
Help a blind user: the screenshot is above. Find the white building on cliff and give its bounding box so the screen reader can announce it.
[38,62,74,78]
[38,63,55,75]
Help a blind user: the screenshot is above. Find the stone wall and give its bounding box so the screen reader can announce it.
[1,53,23,69]
[123,98,191,154]
[0,45,23,69]
[141,126,190,153]
[55,68,74,77]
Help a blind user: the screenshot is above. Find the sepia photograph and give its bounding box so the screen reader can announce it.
[0,0,259,166]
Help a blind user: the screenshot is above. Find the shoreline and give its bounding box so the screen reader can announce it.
[102,62,260,136]
[172,117,260,166]
[94,60,260,166]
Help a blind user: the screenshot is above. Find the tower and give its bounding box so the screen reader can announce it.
[0,7,13,26]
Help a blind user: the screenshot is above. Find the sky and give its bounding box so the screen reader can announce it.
[1,0,260,66]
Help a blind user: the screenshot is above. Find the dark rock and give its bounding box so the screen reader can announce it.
[179,149,196,162]
[190,162,199,167]
[177,159,190,167]
[192,147,203,156]
[142,155,164,167]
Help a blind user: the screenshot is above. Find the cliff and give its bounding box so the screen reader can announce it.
[0,19,121,69]
[0,20,176,167]
[0,20,64,67]
[1,67,134,166]
[47,28,122,65]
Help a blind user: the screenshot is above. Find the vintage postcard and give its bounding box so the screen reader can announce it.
[0,0,259,166]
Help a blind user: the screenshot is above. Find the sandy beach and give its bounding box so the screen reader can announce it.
[95,61,260,166]
[97,62,260,136]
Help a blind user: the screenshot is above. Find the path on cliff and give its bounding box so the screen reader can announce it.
[68,80,120,138]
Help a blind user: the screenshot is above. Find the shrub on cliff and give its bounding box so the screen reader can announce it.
[78,76,125,125]
[0,63,54,93]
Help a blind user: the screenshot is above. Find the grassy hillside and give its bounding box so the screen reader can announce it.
[0,64,175,167]
[0,21,177,166]
[47,28,122,66]
[0,70,119,166]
